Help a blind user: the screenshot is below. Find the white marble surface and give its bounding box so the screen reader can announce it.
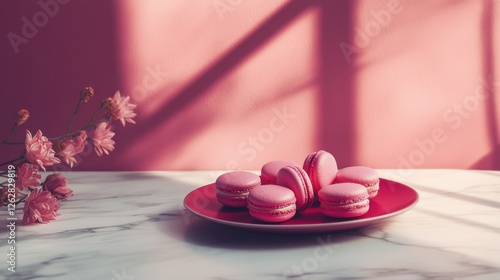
[1,169,500,280]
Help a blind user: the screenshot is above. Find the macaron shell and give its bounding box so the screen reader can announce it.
[260,160,297,184]
[366,183,380,199]
[216,171,261,191]
[215,171,261,208]
[320,199,370,218]
[318,183,369,204]
[247,184,297,223]
[215,193,249,208]
[335,166,380,198]
[249,207,296,223]
[276,166,314,211]
[335,166,379,185]
[247,184,296,206]
[303,150,338,194]
[318,183,370,218]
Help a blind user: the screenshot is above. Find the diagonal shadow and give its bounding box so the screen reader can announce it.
[352,0,458,69]
[113,0,363,171]
[126,0,318,148]
[416,184,500,209]
[416,208,500,234]
[117,0,324,169]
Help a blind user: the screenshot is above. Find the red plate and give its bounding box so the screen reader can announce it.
[183,178,419,233]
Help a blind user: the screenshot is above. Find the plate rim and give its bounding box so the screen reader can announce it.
[183,178,419,232]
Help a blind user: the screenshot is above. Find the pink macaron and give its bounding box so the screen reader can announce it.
[303,150,338,194]
[318,183,370,218]
[215,171,261,208]
[335,166,380,199]
[276,165,314,212]
[247,184,297,223]
[260,160,297,184]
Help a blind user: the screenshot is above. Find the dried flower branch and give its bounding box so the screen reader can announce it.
[0,87,137,225]
[3,109,30,144]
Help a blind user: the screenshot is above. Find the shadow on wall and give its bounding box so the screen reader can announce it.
[1,0,498,170]
[113,0,499,171]
[318,0,356,167]
[118,0,323,168]
[113,0,360,170]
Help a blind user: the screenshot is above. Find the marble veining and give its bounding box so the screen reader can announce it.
[1,170,499,280]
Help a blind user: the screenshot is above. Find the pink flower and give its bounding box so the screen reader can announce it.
[16,163,41,191]
[91,122,115,156]
[22,188,60,225]
[25,130,61,171]
[56,131,88,167]
[104,91,137,126]
[56,140,79,167]
[73,130,88,153]
[43,173,73,199]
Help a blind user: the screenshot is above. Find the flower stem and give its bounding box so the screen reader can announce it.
[66,100,82,135]
[85,105,103,129]
[14,193,28,205]
[0,141,24,145]
[3,123,17,143]
[82,119,105,131]
[0,155,24,167]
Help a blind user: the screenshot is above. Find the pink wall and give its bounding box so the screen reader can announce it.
[1,0,499,171]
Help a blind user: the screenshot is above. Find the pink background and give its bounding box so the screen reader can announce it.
[1,0,499,171]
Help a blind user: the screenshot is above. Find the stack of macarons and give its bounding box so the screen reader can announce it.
[214,150,380,223]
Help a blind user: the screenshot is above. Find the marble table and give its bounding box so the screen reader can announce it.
[1,169,499,280]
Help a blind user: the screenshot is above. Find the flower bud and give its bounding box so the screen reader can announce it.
[102,97,119,121]
[16,109,29,125]
[80,87,95,103]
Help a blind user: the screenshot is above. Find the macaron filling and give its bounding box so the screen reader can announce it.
[318,183,370,218]
[364,181,379,198]
[366,183,379,191]
[248,202,296,216]
[216,188,252,197]
[320,193,369,205]
[363,180,379,186]
[335,166,379,199]
[290,166,313,208]
[320,199,369,210]
[215,171,261,207]
[303,152,319,188]
[247,184,297,222]
[303,152,317,178]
